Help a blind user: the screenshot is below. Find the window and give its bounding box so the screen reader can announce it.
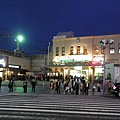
[56,47,59,56]
[77,46,80,55]
[110,44,115,54]
[118,43,120,53]
[70,46,74,55]
[83,46,88,54]
[94,45,99,54]
[62,47,65,56]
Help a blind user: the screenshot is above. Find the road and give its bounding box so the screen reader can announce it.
[0,93,119,120]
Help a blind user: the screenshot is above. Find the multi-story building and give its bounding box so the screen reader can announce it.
[0,49,30,80]
[48,31,120,83]
[1,31,120,83]
[0,49,47,80]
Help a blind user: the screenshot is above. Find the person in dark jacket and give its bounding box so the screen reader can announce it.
[31,79,36,92]
[75,79,79,95]
[23,80,28,93]
[0,77,2,88]
[8,79,14,92]
[56,80,61,94]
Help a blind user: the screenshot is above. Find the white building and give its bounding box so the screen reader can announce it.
[47,31,120,83]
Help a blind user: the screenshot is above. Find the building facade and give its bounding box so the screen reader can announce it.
[0,49,47,80]
[1,32,120,82]
[47,32,120,83]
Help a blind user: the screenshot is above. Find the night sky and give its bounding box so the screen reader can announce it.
[0,0,120,54]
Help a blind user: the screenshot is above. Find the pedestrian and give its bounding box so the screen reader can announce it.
[50,81,54,94]
[0,77,2,88]
[72,79,75,93]
[23,80,28,93]
[80,82,84,94]
[97,82,101,95]
[75,79,79,95]
[31,79,36,92]
[92,83,96,95]
[8,79,14,92]
[108,80,113,93]
[56,79,61,94]
[85,82,89,95]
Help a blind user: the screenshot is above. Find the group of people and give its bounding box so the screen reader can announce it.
[8,78,37,93]
[50,80,61,94]
[50,77,90,95]
[63,78,90,95]
[49,76,103,95]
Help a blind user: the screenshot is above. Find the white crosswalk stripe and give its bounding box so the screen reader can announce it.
[0,93,119,119]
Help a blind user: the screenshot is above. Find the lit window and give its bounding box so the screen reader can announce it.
[94,45,99,54]
[83,46,88,54]
[109,44,115,54]
[77,46,80,55]
[70,46,74,55]
[56,47,59,56]
[62,47,65,56]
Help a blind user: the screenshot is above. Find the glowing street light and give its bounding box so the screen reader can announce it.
[15,35,23,52]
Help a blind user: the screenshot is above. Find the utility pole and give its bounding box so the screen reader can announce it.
[48,42,50,65]
[100,38,114,95]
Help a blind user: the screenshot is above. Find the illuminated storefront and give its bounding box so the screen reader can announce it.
[0,55,29,80]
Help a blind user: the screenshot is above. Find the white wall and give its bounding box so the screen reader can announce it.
[114,66,120,83]
[105,63,114,81]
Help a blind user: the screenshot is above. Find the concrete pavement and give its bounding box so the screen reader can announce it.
[0,80,115,97]
[0,80,65,94]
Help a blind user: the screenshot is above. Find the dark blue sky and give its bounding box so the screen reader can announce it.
[0,0,120,54]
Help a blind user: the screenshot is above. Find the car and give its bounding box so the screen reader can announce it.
[111,83,120,97]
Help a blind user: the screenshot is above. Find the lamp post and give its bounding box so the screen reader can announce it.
[48,42,50,65]
[100,38,114,95]
[15,35,23,52]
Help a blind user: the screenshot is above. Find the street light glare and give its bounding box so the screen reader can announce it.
[17,35,23,42]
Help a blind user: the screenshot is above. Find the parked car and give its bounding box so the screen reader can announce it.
[111,83,120,97]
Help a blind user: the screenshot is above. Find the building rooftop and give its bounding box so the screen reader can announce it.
[53,31,74,39]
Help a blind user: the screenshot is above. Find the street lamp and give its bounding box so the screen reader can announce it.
[15,35,23,52]
[100,38,114,95]
[48,42,50,65]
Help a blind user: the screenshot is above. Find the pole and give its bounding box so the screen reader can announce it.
[16,40,19,51]
[102,47,106,95]
[48,42,50,65]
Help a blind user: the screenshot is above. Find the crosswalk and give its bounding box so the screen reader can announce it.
[0,93,119,119]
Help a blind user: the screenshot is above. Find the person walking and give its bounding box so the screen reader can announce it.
[8,79,14,92]
[72,79,75,94]
[92,83,96,95]
[85,82,89,95]
[0,77,2,88]
[23,80,28,93]
[97,82,101,95]
[56,79,61,94]
[31,79,36,92]
[75,79,79,95]
[50,81,54,94]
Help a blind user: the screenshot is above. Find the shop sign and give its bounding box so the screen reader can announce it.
[8,64,20,69]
